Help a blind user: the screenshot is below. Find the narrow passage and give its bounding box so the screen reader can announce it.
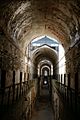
[31,84,54,120]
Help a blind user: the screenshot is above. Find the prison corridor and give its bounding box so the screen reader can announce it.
[31,84,54,120]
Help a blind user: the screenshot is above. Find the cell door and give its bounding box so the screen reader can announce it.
[13,71,15,85]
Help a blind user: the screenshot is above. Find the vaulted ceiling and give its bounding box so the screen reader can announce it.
[0,0,80,50]
[31,45,58,66]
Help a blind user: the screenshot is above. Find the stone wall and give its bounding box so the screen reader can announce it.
[54,40,80,91]
[0,29,27,87]
[65,40,80,90]
[0,30,38,120]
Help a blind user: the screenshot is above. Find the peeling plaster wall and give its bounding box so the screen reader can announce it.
[0,0,80,119]
[66,41,80,90]
[0,0,80,49]
[0,30,27,87]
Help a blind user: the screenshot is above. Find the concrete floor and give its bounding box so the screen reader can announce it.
[31,85,54,120]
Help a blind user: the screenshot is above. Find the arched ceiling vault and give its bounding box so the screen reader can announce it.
[42,67,50,72]
[39,60,52,69]
[31,45,58,66]
[0,0,80,50]
[40,64,51,72]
